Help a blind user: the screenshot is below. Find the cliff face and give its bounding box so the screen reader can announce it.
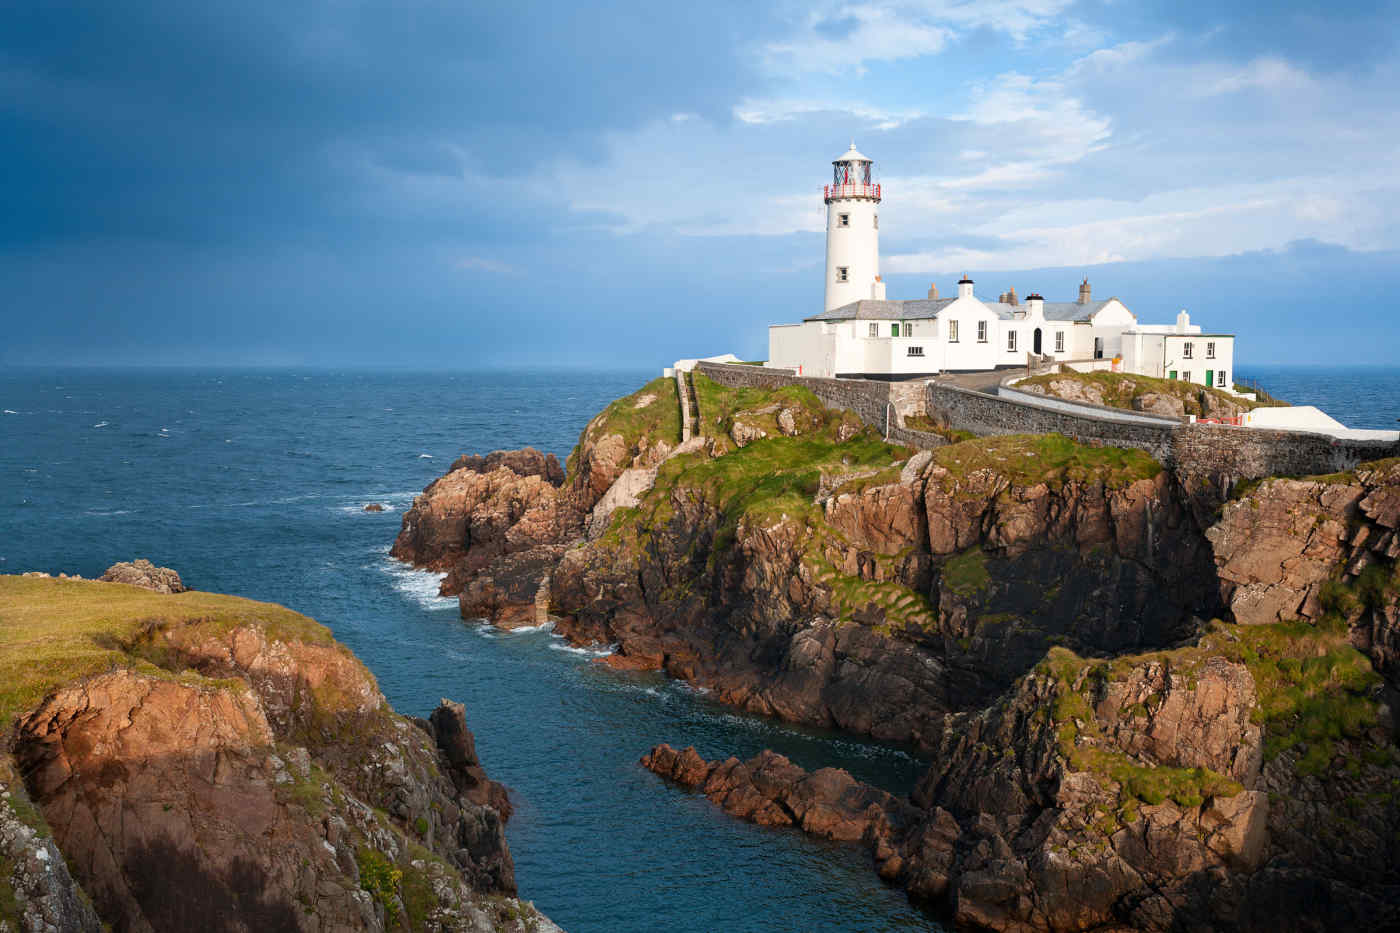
[0,575,556,933]
[394,379,1224,751]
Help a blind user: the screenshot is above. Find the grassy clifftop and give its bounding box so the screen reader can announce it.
[0,575,339,726]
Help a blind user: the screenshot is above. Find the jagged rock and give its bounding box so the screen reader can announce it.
[363,502,385,512]
[99,558,185,593]
[729,420,766,447]
[1132,392,1186,418]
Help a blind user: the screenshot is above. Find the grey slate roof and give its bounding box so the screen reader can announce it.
[804,296,1127,323]
[805,298,956,322]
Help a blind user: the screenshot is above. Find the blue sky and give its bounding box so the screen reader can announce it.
[2,0,1398,367]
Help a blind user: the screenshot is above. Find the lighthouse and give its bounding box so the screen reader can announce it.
[823,142,883,312]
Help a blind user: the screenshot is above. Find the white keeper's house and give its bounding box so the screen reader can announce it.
[768,144,1239,391]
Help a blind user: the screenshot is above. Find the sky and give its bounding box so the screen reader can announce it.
[2,0,1398,368]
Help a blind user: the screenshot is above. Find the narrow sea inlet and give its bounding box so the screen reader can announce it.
[0,368,936,932]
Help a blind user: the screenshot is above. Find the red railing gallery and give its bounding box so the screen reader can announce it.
[823,183,881,201]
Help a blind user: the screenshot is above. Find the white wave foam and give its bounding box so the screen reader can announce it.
[92,421,109,428]
[547,641,616,659]
[378,558,457,611]
[500,620,556,635]
[4,409,18,414]
[418,453,433,459]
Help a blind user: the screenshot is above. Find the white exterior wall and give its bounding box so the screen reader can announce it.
[936,296,1000,371]
[823,198,881,312]
[1118,331,1235,389]
[768,323,836,377]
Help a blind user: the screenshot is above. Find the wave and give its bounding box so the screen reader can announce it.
[4,409,18,414]
[92,421,109,428]
[85,508,133,516]
[377,556,457,611]
[418,453,434,459]
[547,640,617,659]
[499,620,556,635]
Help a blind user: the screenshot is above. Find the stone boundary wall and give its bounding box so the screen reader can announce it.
[694,361,1400,480]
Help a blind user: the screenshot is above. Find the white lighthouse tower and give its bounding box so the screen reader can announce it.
[823,142,883,312]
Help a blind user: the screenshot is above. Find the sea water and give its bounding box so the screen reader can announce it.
[0,368,937,932]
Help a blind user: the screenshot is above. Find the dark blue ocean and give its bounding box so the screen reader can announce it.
[1,365,1396,932]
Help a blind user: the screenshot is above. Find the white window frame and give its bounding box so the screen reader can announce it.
[902,322,912,337]
[1183,341,1194,359]
[837,266,849,282]
[838,213,850,227]
[1055,330,1065,353]
[868,323,878,338]
[1206,341,1216,359]
[948,320,959,343]
[976,320,987,343]
[1007,330,1017,352]
[1183,370,1192,383]
[1217,370,1227,387]
[907,346,924,357]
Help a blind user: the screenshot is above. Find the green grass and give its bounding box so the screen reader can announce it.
[564,376,680,478]
[940,548,991,597]
[356,847,403,923]
[931,433,1162,492]
[0,576,339,727]
[690,373,853,445]
[1019,370,1287,416]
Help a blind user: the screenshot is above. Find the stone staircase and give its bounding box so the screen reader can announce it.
[676,369,700,442]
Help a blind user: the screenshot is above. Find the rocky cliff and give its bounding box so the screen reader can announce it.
[0,571,557,933]
[394,375,1400,930]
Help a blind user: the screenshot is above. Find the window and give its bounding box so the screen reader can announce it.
[868,323,879,338]
[838,213,850,227]
[902,322,912,337]
[837,266,849,282]
[1007,330,1017,352]
[1207,341,1216,359]
[1183,370,1192,383]
[1217,370,1227,387]
[1183,341,1194,359]
[948,320,960,343]
[907,346,924,357]
[1055,330,1065,353]
[873,214,879,229]
[977,321,987,343]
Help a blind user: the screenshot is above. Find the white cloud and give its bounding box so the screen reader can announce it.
[1191,57,1316,97]
[753,0,1073,76]
[454,256,520,275]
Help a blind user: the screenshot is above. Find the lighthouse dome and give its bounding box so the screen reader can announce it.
[834,142,872,163]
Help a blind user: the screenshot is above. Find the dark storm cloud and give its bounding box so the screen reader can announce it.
[0,0,770,248]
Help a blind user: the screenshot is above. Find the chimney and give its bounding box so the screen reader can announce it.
[1176,309,1191,333]
[1078,277,1091,304]
[1006,286,1018,306]
[927,283,939,300]
[872,276,886,300]
[1026,292,1044,316]
[957,273,974,300]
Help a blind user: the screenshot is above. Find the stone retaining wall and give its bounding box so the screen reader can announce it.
[694,361,1400,480]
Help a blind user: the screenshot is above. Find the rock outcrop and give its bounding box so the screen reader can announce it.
[99,558,185,593]
[1,575,555,933]
[395,374,1400,931]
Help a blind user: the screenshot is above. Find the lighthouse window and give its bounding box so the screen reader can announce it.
[873,214,879,229]
[836,266,848,283]
[838,213,850,227]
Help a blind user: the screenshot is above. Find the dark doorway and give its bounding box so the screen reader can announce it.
[1094,337,1104,359]
[1033,328,1042,355]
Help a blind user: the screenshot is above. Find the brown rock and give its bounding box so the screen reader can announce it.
[99,559,185,593]
[1132,392,1186,419]
[363,502,385,512]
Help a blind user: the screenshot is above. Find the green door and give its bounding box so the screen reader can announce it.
[1168,370,1177,380]
[1206,369,1214,388]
